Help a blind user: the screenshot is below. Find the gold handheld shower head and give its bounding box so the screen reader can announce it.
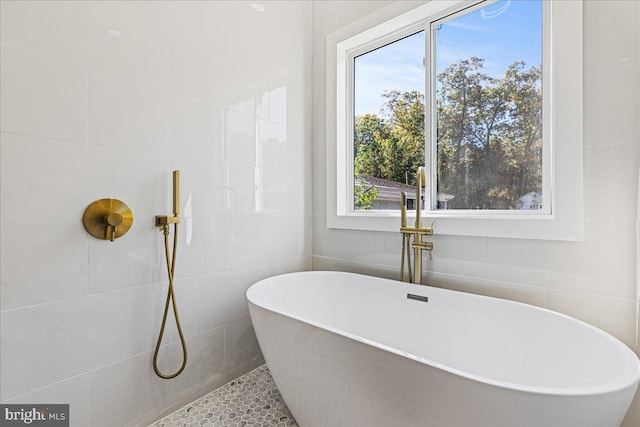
[156,170,180,227]
[173,170,180,216]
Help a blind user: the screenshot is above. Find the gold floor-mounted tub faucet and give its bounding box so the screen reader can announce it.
[400,166,434,285]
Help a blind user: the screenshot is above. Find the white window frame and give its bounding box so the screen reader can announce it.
[326,0,583,241]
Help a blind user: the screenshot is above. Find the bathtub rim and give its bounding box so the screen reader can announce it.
[247,270,640,398]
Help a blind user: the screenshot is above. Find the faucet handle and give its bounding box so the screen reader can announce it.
[424,220,435,235]
[423,241,434,261]
[83,199,133,242]
[104,212,124,241]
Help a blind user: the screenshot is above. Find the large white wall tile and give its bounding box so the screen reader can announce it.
[0,374,90,427]
[483,237,556,289]
[0,133,111,222]
[224,109,256,206]
[168,157,226,279]
[258,119,288,171]
[584,144,640,222]
[174,263,272,339]
[583,1,639,147]
[546,290,637,350]
[170,93,222,164]
[150,328,228,421]
[424,234,485,279]
[171,214,226,280]
[0,301,93,400]
[270,256,314,276]
[88,69,173,153]
[313,255,400,281]
[0,1,91,64]
[584,67,640,146]
[0,44,87,142]
[89,351,158,427]
[170,32,223,99]
[88,226,164,294]
[0,1,172,88]
[265,1,312,62]
[86,285,166,370]
[545,221,636,300]
[1,221,88,310]
[259,86,288,128]
[584,0,639,74]
[114,1,226,47]
[84,2,171,89]
[223,317,264,377]
[426,272,547,308]
[221,2,273,72]
[224,214,307,269]
[90,327,225,427]
[313,226,377,260]
[483,220,636,300]
[311,1,395,54]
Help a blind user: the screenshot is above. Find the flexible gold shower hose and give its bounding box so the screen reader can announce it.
[153,223,188,379]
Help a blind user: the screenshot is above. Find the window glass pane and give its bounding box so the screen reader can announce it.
[434,0,542,210]
[353,31,425,211]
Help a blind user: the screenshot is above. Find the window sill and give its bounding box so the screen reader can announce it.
[327,211,582,241]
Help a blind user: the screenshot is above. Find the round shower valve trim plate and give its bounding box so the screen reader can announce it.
[83,198,133,241]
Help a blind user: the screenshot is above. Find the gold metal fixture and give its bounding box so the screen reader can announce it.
[400,192,413,282]
[153,170,187,379]
[400,167,434,285]
[82,198,133,241]
[156,170,181,227]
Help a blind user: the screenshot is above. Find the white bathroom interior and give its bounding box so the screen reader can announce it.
[0,0,639,426]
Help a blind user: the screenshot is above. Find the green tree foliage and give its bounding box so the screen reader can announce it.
[354,57,542,210]
[354,114,387,179]
[354,146,379,210]
[354,91,425,187]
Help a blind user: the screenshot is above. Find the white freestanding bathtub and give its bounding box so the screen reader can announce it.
[247,271,640,427]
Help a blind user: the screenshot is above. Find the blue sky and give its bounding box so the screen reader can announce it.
[354,0,542,116]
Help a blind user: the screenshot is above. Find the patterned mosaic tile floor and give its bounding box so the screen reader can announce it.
[150,365,298,427]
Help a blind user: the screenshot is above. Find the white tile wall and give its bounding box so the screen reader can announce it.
[2,375,91,427]
[89,328,228,427]
[0,44,88,143]
[311,1,640,425]
[0,133,111,222]
[1,299,94,400]
[1,221,88,310]
[1,1,311,425]
[87,68,173,153]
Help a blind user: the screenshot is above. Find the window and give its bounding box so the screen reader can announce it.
[327,0,583,240]
[353,31,425,211]
[432,1,544,212]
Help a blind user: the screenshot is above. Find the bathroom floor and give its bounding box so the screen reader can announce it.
[150,364,298,427]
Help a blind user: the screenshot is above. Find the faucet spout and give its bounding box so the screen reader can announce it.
[415,166,427,229]
[413,166,427,284]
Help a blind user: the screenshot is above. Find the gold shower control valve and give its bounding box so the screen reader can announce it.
[83,198,133,241]
[104,212,124,241]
